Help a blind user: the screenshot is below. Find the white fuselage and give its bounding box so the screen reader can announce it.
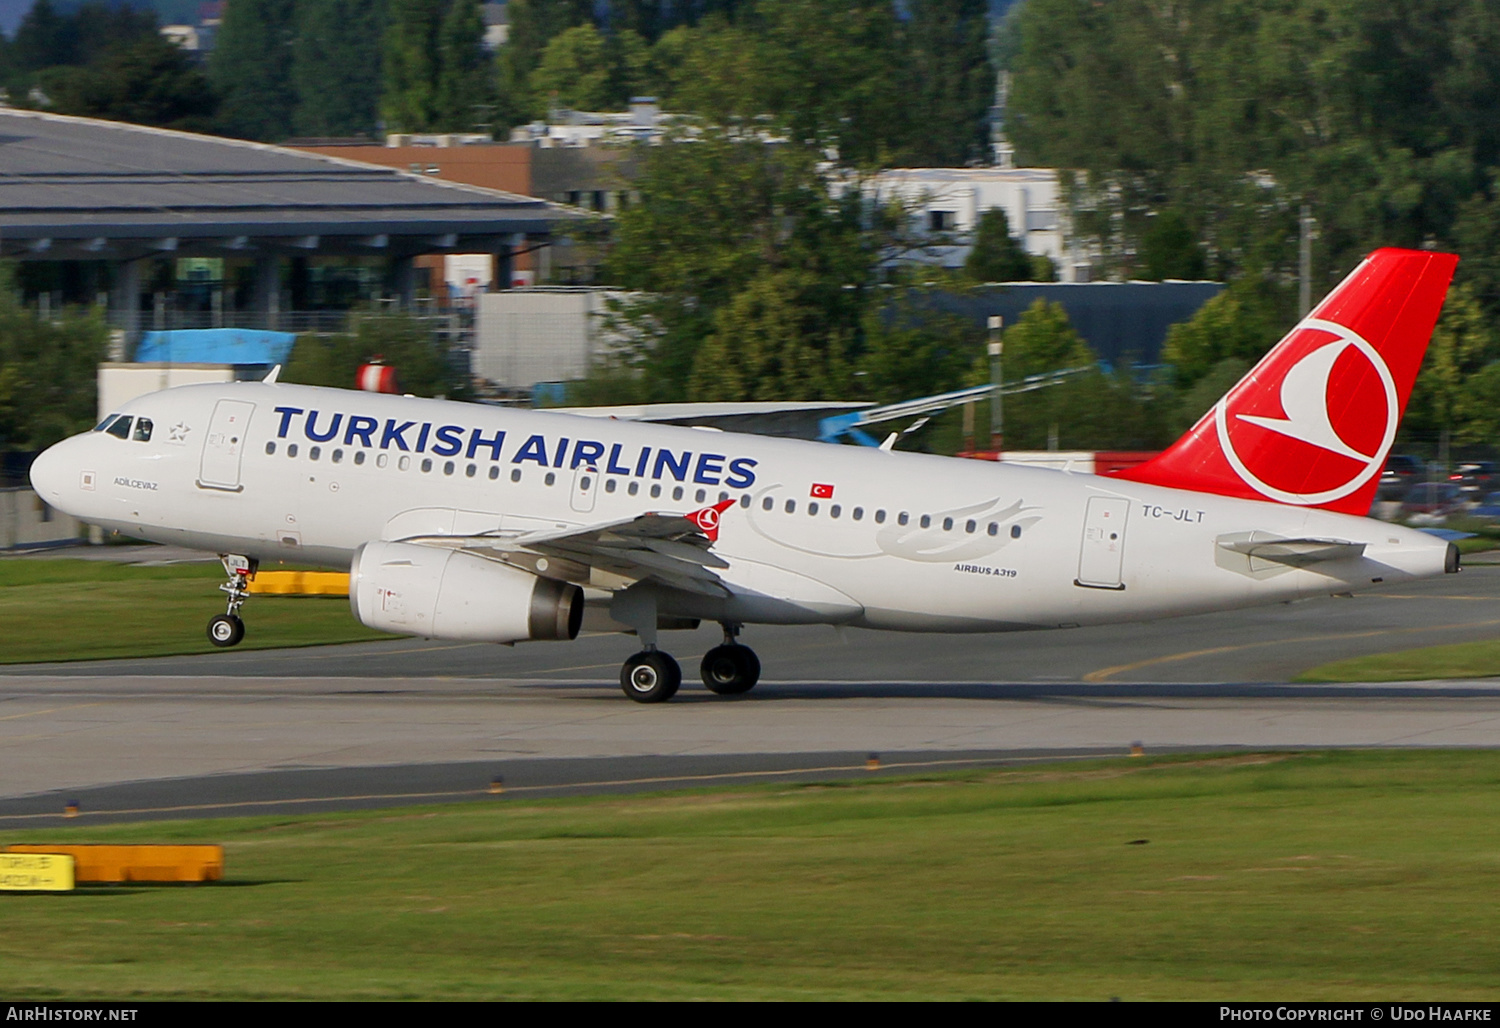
[30,382,1451,634]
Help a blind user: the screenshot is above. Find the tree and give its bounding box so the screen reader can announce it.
[0,265,108,454]
[42,33,218,133]
[1160,278,1293,389]
[210,0,295,141]
[899,0,994,166]
[964,208,1033,283]
[291,0,385,138]
[1139,210,1206,280]
[436,0,493,131]
[1403,282,1500,445]
[381,0,445,133]
[530,24,613,112]
[282,311,460,399]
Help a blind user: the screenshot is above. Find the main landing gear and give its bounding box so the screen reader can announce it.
[207,554,257,648]
[619,622,761,703]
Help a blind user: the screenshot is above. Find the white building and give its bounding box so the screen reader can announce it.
[867,167,1091,282]
[475,288,635,389]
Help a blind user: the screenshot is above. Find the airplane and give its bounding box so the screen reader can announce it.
[28,247,1460,702]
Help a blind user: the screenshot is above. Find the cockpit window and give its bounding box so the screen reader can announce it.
[95,414,121,432]
[104,416,133,440]
[133,418,153,442]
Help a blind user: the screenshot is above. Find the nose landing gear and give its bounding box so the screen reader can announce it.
[207,554,257,648]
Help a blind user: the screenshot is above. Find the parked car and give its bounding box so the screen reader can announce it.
[1450,461,1496,497]
[1379,454,1426,500]
[1400,481,1468,520]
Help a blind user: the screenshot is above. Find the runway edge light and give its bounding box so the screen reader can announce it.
[0,852,75,892]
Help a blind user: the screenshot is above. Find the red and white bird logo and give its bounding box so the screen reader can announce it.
[1215,318,1397,506]
[686,499,736,542]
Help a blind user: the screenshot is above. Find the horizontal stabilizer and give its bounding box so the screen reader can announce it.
[1216,536,1366,568]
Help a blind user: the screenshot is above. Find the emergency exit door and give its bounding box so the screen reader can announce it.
[1075,496,1129,590]
[198,399,255,491]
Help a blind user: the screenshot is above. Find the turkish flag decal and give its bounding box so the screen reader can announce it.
[810,483,835,499]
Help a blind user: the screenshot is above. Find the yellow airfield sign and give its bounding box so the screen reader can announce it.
[0,852,75,891]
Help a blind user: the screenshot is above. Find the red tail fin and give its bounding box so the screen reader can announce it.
[1115,248,1458,514]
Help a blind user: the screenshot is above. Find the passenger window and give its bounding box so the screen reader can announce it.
[672,486,684,501]
[739,494,751,508]
[965,519,976,534]
[831,505,842,519]
[376,453,388,468]
[605,479,617,493]
[695,488,706,503]
[762,496,774,511]
[920,515,931,529]
[898,512,909,526]
[488,466,499,480]
[942,517,953,531]
[650,484,661,498]
[511,469,521,482]
[310,446,321,461]
[580,475,592,491]
[1011,524,1022,539]
[719,492,729,503]
[544,472,556,486]
[808,502,819,516]
[354,451,366,466]
[105,417,132,440]
[133,418,153,442]
[987,522,998,536]
[628,481,639,496]
[398,455,410,471]
[265,442,277,455]
[287,443,299,457]
[875,510,886,524]
[421,458,432,473]
[443,461,455,476]
[332,449,344,464]
[785,499,796,514]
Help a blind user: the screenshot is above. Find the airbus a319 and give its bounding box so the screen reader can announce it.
[28,248,1460,701]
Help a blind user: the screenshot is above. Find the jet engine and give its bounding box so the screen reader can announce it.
[349,540,582,643]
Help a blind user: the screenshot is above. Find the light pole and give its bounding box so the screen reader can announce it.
[988,315,1003,453]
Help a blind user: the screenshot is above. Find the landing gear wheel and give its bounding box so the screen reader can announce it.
[207,613,244,648]
[700,644,760,695]
[621,651,681,703]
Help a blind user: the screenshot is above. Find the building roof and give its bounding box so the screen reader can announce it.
[0,109,579,260]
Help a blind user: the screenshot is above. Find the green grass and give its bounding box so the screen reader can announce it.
[0,559,390,663]
[3,750,1500,1000]
[1298,639,1500,683]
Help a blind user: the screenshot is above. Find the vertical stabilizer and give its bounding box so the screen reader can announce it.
[1115,248,1458,515]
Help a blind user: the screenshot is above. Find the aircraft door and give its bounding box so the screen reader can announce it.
[198,399,255,491]
[570,464,598,514]
[1075,495,1129,590]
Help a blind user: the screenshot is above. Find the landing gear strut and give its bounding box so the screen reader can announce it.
[208,554,257,648]
[700,622,760,695]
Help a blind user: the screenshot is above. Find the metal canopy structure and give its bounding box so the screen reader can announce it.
[0,109,574,262]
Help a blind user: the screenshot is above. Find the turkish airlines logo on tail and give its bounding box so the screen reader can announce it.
[1214,318,1398,505]
[686,499,736,541]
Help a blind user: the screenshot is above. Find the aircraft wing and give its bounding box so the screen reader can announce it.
[402,510,732,597]
[1216,537,1367,568]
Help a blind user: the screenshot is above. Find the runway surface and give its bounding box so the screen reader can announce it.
[2,562,1499,824]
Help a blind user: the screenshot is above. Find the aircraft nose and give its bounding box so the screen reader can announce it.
[28,438,77,505]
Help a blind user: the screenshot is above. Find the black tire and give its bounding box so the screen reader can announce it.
[700,644,761,695]
[207,613,244,648]
[620,650,681,703]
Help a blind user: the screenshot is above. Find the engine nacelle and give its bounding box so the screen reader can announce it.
[349,540,582,643]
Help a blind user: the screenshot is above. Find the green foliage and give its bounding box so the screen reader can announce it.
[1403,282,1500,445]
[964,208,1034,283]
[860,302,983,405]
[1139,210,1206,281]
[41,32,218,132]
[6,0,158,83]
[281,311,458,399]
[291,0,386,138]
[208,0,295,141]
[604,134,872,401]
[1160,278,1293,389]
[0,272,108,453]
[382,0,493,133]
[1006,0,1500,284]
[530,24,613,112]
